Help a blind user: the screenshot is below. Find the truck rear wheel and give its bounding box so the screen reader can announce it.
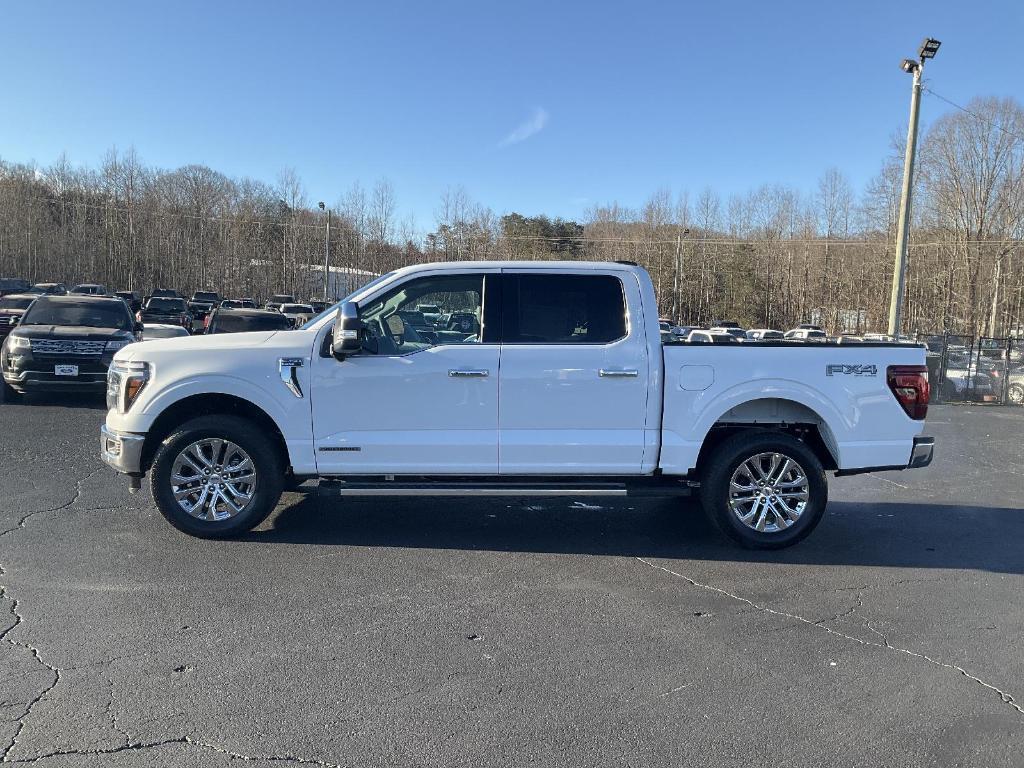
[150,415,283,538]
[699,430,828,549]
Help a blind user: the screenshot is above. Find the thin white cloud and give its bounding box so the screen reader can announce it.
[499,107,549,147]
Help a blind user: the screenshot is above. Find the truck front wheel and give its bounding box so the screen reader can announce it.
[699,431,828,549]
[150,415,284,538]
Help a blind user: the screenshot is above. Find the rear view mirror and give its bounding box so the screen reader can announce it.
[331,302,363,361]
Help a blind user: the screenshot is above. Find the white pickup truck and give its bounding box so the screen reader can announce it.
[100,261,933,549]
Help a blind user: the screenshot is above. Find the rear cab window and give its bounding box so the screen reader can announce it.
[500,273,627,344]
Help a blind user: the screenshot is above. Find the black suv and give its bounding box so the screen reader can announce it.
[205,308,292,334]
[188,290,222,325]
[1,295,139,397]
[139,297,192,327]
[27,282,68,295]
[0,294,35,345]
[0,278,31,297]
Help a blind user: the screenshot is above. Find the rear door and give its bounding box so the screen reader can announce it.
[497,269,651,474]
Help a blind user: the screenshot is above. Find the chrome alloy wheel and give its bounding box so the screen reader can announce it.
[170,438,257,521]
[728,452,809,533]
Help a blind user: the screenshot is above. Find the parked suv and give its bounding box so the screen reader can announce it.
[139,297,192,327]
[205,308,293,334]
[265,294,295,312]
[0,278,31,297]
[70,283,108,296]
[2,295,138,397]
[0,294,35,345]
[27,282,68,295]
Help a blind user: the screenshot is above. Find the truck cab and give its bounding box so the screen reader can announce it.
[101,261,933,549]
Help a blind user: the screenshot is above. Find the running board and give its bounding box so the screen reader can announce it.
[316,478,693,498]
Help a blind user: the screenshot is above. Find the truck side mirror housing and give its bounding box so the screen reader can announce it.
[332,302,363,361]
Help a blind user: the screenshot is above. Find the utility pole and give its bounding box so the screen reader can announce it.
[319,202,331,301]
[887,38,941,336]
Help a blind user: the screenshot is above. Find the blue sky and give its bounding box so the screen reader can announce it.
[2,0,1021,229]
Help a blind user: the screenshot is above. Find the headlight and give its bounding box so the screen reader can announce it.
[105,339,132,352]
[6,335,30,350]
[107,361,150,413]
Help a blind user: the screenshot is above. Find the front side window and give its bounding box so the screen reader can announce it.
[357,274,484,355]
[502,274,626,344]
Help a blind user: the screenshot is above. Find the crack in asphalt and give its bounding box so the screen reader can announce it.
[0,467,345,768]
[0,466,105,538]
[635,556,1024,720]
[2,736,348,766]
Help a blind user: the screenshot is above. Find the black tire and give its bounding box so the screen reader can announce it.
[150,415,283,538]
[699,430,828,550]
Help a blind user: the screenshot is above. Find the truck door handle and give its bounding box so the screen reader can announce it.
[599,369,639,378]
[448,369,489,378]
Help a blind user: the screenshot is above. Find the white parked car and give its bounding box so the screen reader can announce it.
[278,303,315,328]
[688,329,740,344]
[709,326,747,340]
[784,328,828,341]
[141,323,190,341]
[100,261,934,549]
[746,328,784,340]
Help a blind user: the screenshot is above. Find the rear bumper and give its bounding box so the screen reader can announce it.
[908,436,935,468]
[835,436,934,476]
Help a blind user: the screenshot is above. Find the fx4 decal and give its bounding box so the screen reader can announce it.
[826,364,878,376]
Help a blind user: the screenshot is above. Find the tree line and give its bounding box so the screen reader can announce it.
[0,96,1021,337]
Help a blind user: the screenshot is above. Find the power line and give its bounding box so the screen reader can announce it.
[923,87,1024,142]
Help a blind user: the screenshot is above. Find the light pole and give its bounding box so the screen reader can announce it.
[887,37,941,337]
[318,201,331,302]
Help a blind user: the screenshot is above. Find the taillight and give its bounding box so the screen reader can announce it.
[203,314,211,329]
[887,365,929,420]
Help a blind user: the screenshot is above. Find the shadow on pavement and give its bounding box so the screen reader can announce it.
[1,390,106,409]
[248,495,1024,575]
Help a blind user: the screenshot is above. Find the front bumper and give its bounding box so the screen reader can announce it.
[100,425,146,476]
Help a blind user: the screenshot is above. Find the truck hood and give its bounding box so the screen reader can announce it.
[115,329,315,363]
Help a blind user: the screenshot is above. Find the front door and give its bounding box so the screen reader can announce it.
[497,269,652,474]
[310,271,499,475]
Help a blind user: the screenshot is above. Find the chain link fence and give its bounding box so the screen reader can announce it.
[916,332,1024,405]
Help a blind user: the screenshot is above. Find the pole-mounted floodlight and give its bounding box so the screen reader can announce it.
[918,38,941,59]
[887,37,941,336]
[318,201,326,210]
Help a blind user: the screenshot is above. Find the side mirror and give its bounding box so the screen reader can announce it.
[331,302,363,361]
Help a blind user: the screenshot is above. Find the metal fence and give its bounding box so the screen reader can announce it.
[914,332,1024,405]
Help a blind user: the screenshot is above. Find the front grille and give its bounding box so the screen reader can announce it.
[30,339,106,356]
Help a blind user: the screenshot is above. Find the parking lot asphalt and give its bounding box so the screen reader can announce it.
[1,398,1022,767]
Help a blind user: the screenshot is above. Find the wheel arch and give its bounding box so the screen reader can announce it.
[694,397,840,473]
[140,393,290,474]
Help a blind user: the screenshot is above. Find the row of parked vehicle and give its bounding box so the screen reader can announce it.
[0,279,337,398]
[658,320,839,344]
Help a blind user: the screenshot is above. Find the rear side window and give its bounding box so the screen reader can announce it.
[502,274,627,344]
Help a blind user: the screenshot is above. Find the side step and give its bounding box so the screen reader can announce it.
[316,477,694,498]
